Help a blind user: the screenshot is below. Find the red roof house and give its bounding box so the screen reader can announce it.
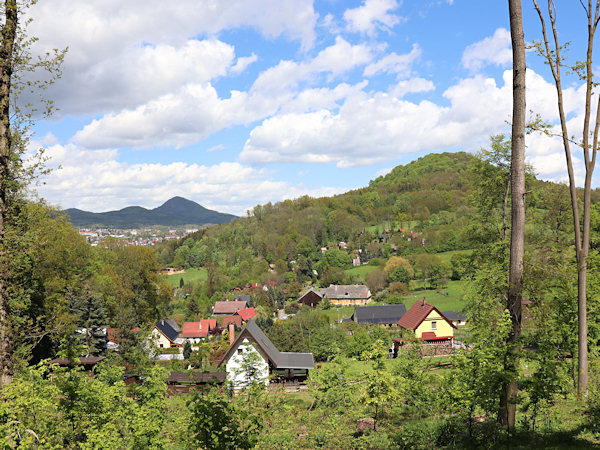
[221,315,242,329]
[397,299,457,340]
[182,319,217,339]
[236,307,256,321]
[213,300,248,315]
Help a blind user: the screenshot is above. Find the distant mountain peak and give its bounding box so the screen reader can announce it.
[65,197,236,228]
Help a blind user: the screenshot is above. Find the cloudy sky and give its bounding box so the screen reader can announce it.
[23,0,594,215]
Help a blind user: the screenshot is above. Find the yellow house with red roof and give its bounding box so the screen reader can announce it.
[395,299,457,356]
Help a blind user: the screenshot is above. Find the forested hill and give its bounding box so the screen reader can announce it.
[156,152,492,270]
[66,196,237,228]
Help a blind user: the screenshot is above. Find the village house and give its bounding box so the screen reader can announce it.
[443,311,467,327]
[150,319,184,349]
[395,299,457,356]
[212,299,248,315]
[297,287,324,308]
[321,284,372,306]
[219,320,315,389]
[181,319,217,347]
[348,304,407,326]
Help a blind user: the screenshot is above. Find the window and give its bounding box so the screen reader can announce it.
[237,348,243,355]
[431,321,437,330]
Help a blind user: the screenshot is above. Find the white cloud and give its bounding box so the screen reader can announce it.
[37,143,344,215]
[73,38,375,149]
[389,77,435,97]
[239,68,582,172]
[363,44,421,78]
[231,54,258,75]
[27,0,318,116]
[344,0,403,36]
[462,28,512,72]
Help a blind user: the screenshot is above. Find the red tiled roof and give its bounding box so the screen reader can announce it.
[213,300,248,314]
[237,307,256,321]
[397,299,457,331]
[182,319,217,338]
[221,315,242,328]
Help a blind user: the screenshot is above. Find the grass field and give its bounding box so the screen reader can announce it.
[344,263,378,279]
[164,268,207,286]
[405,279,467,312]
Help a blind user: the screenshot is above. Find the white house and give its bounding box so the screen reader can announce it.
[219,320,314,390]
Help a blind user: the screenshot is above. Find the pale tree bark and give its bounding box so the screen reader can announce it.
[533,0,600,398]
[501,0,526,429]
[0,0,17,387]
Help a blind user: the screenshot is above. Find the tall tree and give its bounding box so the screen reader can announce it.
[502,0,527,429]
[0,0,64,385]
[0,0,19,388]
[532,0,600,397]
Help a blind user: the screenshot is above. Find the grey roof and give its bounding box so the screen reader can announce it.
[322,284,371,300]
[220,319,314,370]
[243,320,281,365]
[155,319,179,342]
[234,295,252,303]
[442,311,467,321]
[164,318,181,333]
[278,352,315,370]
[351,304,407,324]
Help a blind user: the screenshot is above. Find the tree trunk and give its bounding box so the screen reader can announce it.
[0,0,17,387]
[501,0,526,429]
[532,0,600,398]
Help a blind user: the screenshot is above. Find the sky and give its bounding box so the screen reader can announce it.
[20,0,597,216]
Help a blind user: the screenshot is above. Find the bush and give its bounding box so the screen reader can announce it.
[158,347,181,355]
[389,281,409,295]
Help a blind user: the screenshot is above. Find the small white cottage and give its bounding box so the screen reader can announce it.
[219,320,315,389]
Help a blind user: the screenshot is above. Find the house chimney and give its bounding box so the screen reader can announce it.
[422,298,427,307]
[229,323,235,346]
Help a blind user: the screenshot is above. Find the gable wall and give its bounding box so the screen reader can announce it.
[225,338,270,389]
[415,310,454,338]
[150,328,173,348]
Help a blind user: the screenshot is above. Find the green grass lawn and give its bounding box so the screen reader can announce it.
[164,268,207,286]
[404,279,467,312]
[344,263,378,279]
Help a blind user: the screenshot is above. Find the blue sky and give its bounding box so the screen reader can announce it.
[24,0,595,215]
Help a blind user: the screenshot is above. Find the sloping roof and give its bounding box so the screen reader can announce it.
[221,315,242,328]
[298,288,323,302]
[182,319,217,338]
[351,304,406,324]
[322,284,371,300]
[234,295,252,303]
[219,320,314,370]
[237,307,256,321]
[154,319,180,342]
[278,352,315,369]
[213,300,248,314]
[397,300,457,331]
[164,318,181,333]
[442,311,467,322]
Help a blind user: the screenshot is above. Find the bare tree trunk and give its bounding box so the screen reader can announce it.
[0,0,17,387]
[532,0,600,397]
[501,0,526,429]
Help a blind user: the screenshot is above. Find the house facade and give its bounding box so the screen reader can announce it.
[321,284,372,306]
[219,320,315,389]
[298,288,323,308]
[395,299,457,356]
[151,319,183,349]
